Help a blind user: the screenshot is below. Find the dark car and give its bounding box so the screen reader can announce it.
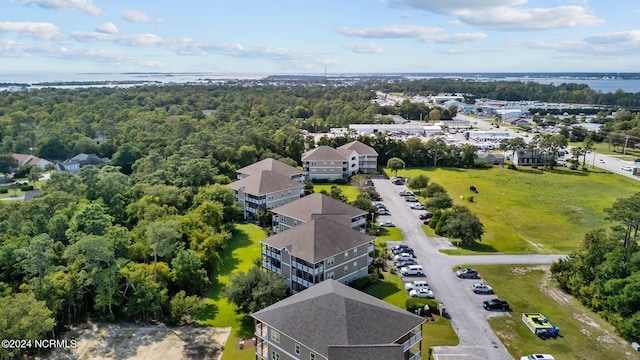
[392,179,405,185]
[391,245,410,253]
[419,213,433,220]
[392,246,413,255]
[456,268,479,279]
[395,259,417,268]
[483,298,510,311]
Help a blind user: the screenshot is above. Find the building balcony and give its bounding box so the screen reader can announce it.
[407,350,421,360]
[262,248,282,261]
[368,244,375,253]
[402,331,422,352]
[255,324,269,338]
[352,218,366,227]
[291,275,314,289]
[292,261,323,275]
[262,261,282,275]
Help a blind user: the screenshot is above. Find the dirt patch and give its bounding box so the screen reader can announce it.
[45,323,231,360]
[537,266,572,306]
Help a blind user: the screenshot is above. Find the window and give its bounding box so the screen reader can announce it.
[310,353,315,360]
[271,351,280,360]
[270,330,280,343]
[353,248,357,255]
[327,257,334,266]
[344,265,348,273]
[344,252,348,259]
[295,344,300,355]
[353,262,357,269]
[327,271,334,279]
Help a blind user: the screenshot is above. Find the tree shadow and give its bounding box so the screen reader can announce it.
[454,241,498,253]
[236,315,256,339]
[363,278,402,299]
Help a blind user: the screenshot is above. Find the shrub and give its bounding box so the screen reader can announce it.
[0,188,7,194]
[406,298,437,312]
[349,276,372,290]
[20,185,34,191]
[312,178,328,184]
[333,178,347,184]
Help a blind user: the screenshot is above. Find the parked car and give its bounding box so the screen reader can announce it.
[391,244,410,253]
[395,259,417,268]
[418,213,433,220]
[410,203,425,210]
[377,208,390,215]
[422,218,432,225]
[399,189,414,196]
[472,283,494,294]
[392,179,405,185]
[392,246,413,255]
[405,196,419,202]
[520,355,555,360]
[400,265,424,276]
[621,165,633,171]
[393,253,413,262]
[409,288,435,298]
[634,158,640,163]
[597,159,605,164]
[456,268,479,279]
[404,280,429,291]
[379,221,395,227]
[482,298,510,311]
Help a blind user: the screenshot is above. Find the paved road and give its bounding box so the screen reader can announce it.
[373,178,565,360]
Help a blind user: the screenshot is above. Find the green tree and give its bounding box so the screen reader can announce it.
[120,262,168,320]
[0,154,18,181]
[111,142,143,175]
[168,291,206,326]
[67,203,113,238]
[255,208,273,228]
[147,219,183,282]
[27,166,40,189]
[16,233,56,292]
[224,266,287,314]
[171,249,210,295]
[583,137,595,168]
[350,174,369,191]
[440,205,484,246]
[0,292,56,359]
[407,175,429,195]
[605,192,640,249]
[424,192,453,211]
[387,157,405,176]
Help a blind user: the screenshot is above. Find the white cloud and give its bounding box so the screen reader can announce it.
[390,0,602,31]
[96,22,118,34]
[343,42,384,54]
[458,6,603,31]
[14,0,102,16]
[337,24,485,44]
[585,30,640,45]
[122,8,162,23]
[390,0,526,15]
[0,21,62,40]
[0,39,69,57]
[115,34,165,47]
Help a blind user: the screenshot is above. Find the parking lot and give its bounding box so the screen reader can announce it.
[372,177,565,360]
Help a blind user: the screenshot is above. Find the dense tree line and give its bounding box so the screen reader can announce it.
[551,193,640,342]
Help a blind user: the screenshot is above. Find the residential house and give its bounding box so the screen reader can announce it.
[301,140,377,180]
[337,141,378,175]
[253,279,424,360]
[227,170,305,219]
[55,153,110,173]
[236,158,304,182]
[261,217,374,293]
[11,153,53,171]
[512,149,555,166]
[475,153,504,165]
[271,193,368,234]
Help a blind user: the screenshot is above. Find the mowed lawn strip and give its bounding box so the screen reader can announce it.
[313,184,360,202]
[196,223,267,360]
[385,167,638,254]
[473,264,636,360]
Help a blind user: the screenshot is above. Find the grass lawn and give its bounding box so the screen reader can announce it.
[363,271,459,360]
[384,167,638,254]
[474,264,636,360]
[569,141,640,160]
[313,184,360,202]
[196,223,267,360]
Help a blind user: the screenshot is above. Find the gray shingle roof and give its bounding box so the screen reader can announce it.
[236,158,303,179]
[252,280,424,358]
[261,217,374,263]
[272,193,366,222]
[302,146,349,161]
[227,170,304,196]
[337,140,378,156]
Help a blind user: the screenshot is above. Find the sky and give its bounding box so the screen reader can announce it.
[1,0,640,75]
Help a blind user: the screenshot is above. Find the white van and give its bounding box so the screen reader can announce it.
[520,355,554,360]
[404,280,429,291]
[400,265,424,276]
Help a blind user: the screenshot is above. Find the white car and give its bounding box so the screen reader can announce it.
[472,283,494,294]
[597,159,605,164]
[621,165,633,171]
[393,253,413,262]
[379,221,395,227]
[410,204,425,210]
[520,355,555,360]
[405,280,429,291]
[409,288,435,298]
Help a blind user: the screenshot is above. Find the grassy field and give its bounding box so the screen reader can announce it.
[385,166,638,254]
[474,264,637,360]
[196,223,267,360]
[313,183,360,202]
[569,141,640,160]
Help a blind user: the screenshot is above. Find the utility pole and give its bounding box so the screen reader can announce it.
[622,135,630,157]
